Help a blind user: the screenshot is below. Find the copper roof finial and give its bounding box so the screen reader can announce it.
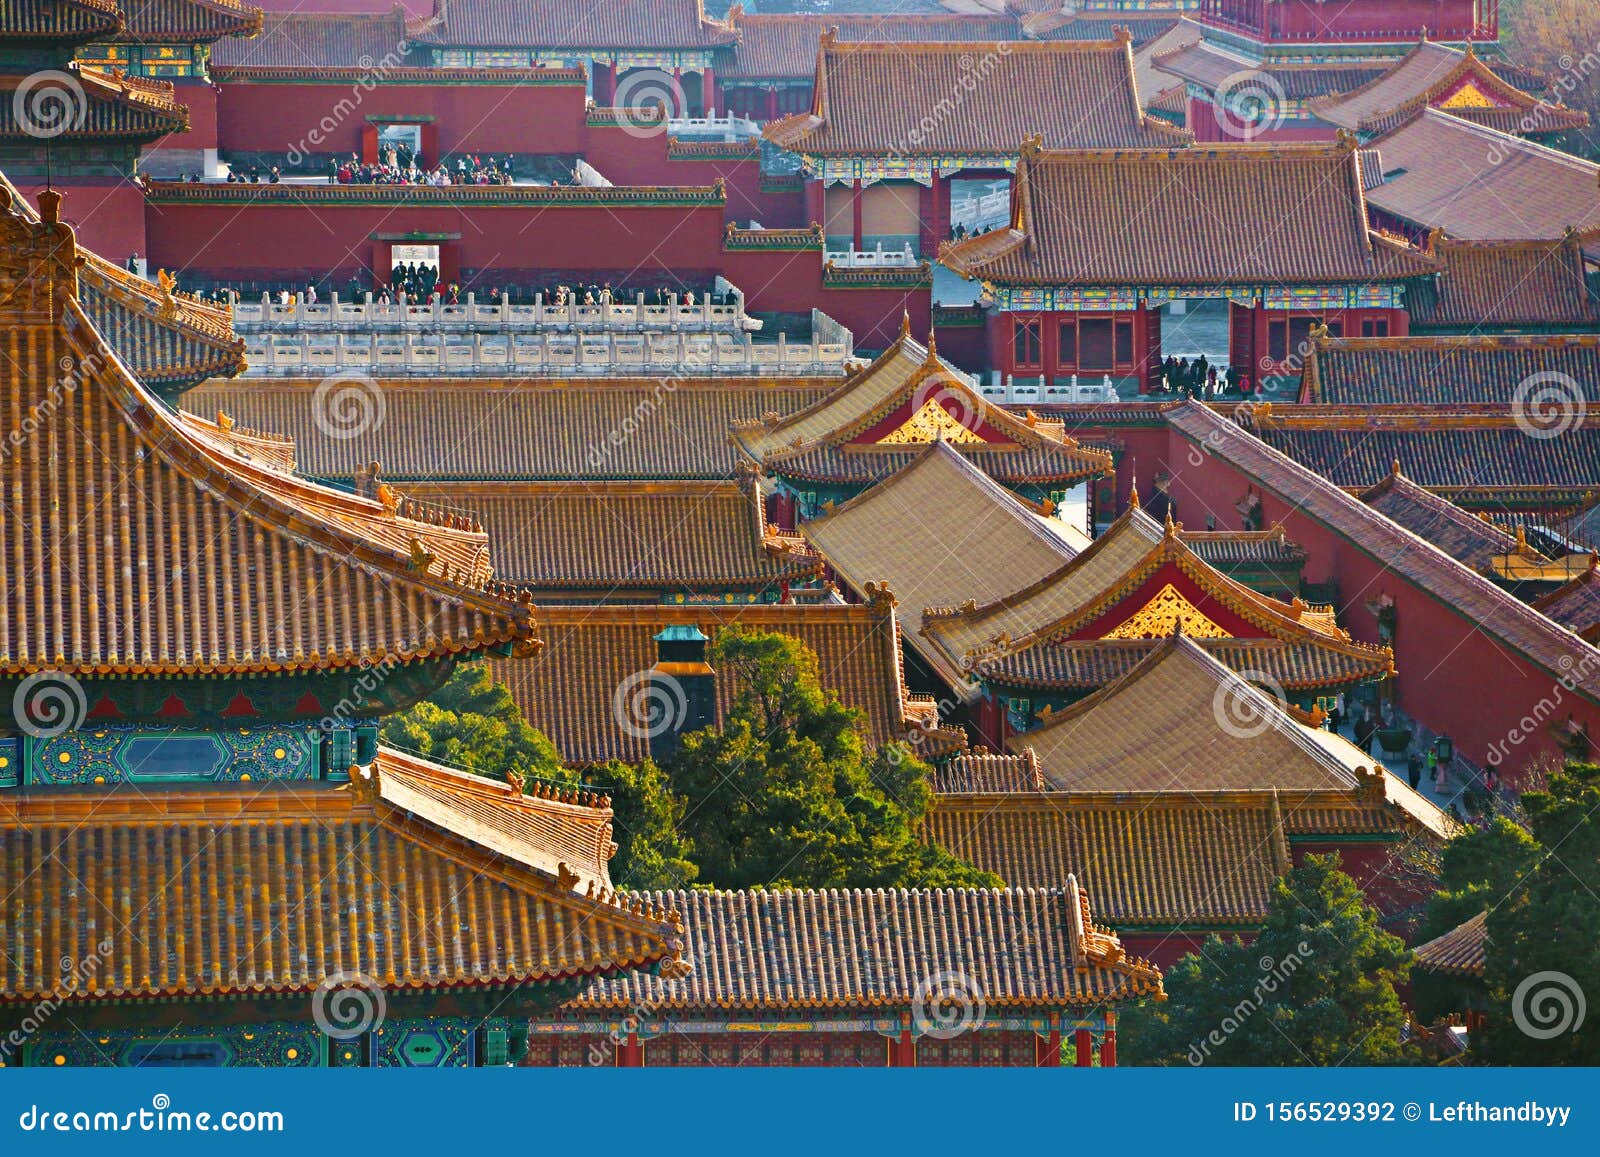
[900,310,911,339]
[1391,457,1402,477]
[1128,483,1141,510]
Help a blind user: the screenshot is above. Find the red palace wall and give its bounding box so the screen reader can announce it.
[27,182,146,262]
[146,78,219,156]
[524,1028,1067,1066]
[1160,424,1600,786]
[144,196,728,286]
[1199,0,1486,41]
[721,247,931,350]
[216,79,589,160]
[1185,98,1337,144]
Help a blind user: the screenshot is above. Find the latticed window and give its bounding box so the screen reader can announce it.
[1012,318,1042,369]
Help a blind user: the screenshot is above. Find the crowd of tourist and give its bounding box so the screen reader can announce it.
[193,275,731,311]
[329,151,516,186]
[1152,354,1250,399]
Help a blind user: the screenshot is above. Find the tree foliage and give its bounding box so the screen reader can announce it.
[1479,762,1600,1065]
[380,662,569,784]
[1503,0,1599,156]
[594,757,699,892]
[663,627,999,890]
[1124,855,1414,1066]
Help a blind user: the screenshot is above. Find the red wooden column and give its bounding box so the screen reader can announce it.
[765,85,778,122]
[701,64,717,114]
[851,179,864,252]
[1101,1013,1118,1067]
[1035,1028,1062,1067]
[889,1027,916,1066]
[617,1031,644,1066]
[1074,1028,1094,1067]
[804,180,825,231]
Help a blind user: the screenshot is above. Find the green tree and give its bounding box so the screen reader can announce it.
[594,757,698,892]
[1480,762,1600,1065]
[381,662,569,785]
[1419,817,1542,940]
[1125,855,1413,1066]
[665,627,999,890]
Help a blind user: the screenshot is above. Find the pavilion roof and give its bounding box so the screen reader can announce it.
[1150,37,1385,99]
[400,477,816,594]
[932,749,1046,794]
[1309,41,1586,136]
[1405,235,1600,331]
[0,62,187,141]
[1302,333,1600,406]
[923,501,1387,695]
[185,376,834,482]
[0,183,536,678]
[1131,16,1200,112]
[210,8,412,68]
[731,326,1112,489]
[723,12,1022,79]
[74,248,246,392]
[567,880,1162,1011]
[1413,911,1488,978]
[940,141,1438,288]
[800,440,1089,689]
[926,781,1437,936]
[1363,109,1600,242]
[1166,402,1600,706]
[1531,558,1600,644]
[408,0,736,50]
[1358,466,1570,578]
[764,34,1187,157]
[0,0,121,41]
[489,599,946,765]
[0,747,688,1004]
[108,0,261,44]
[1243,404,1600,505]
[1020,9,1183,45]
[1009,634,1444,832]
